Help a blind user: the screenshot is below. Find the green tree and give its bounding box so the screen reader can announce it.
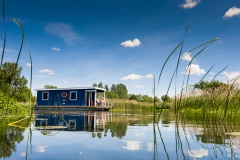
[105,121,128,139]
[129,94,137,100]
[93,83,97,87]
[137,94,144,102]
[98,82,103,88]
[161,94,171,102]
[104,85,109,91]
[0,62,30,102]
[106,91,118,99]
[44,85,57,89]
[114,83,128,99]
[154,96,160,103]
[111,84,116,92]
[146,96,154,103]
[194,80,226,93]
[0,118,28,159]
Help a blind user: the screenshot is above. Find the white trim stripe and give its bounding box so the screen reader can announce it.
[35,87,105,91]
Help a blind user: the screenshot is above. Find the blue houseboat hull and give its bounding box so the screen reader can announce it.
[34,105,112,111]
[35,87,113,111]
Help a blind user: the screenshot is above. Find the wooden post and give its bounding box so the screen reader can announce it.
[95,89,96,106]
[104,91,106,105]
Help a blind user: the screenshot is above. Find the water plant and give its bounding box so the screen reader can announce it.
[0,91,27,117]
[0,0,33,116]
[151,23,240,160]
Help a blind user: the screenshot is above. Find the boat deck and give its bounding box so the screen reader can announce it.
[35,105,112,111]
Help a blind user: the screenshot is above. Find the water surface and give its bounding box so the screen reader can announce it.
[1,110,240,160]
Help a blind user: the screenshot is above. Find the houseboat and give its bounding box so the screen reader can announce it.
[35,87,112,111]
[34,111,112,138]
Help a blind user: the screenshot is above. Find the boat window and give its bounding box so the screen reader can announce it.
[42,92,49,100]
[68,120,76,130]
[41,120,47,126]
[70,91,77,100]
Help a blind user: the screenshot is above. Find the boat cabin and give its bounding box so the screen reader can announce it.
[35,87,106,108]
[34,111,112,133]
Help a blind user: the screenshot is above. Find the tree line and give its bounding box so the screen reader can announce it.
[93,82,163,103]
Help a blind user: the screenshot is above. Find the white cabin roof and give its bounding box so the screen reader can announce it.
[35,87,106,92]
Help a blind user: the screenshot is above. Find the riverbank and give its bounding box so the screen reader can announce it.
[110,99,171,111]
[0,93,32,117]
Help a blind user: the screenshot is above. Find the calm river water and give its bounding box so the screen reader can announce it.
[1,110,240,160]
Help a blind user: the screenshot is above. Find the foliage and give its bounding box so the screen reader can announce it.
[111,99,166,111]
[98,82,103,88]
[105,121,128,139]
[106,91,119,99]
[194,80,226,93]
[0,117,30,159]
[129,94,137,100]
[179,83,240,113]
[112,83,128,99]
[44,85,57,89]
[93,82,158,102]
[104,85,109,91]
[0,91,27,116]
[161,94,171,102]
[129,94,159,103]
[93,82,128,99]
[0,0,32,116]
[0,62,30,102]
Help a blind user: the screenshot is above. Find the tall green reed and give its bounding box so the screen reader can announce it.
[0,0,33,116]
[0,0,6,66]
[152,24,226,159]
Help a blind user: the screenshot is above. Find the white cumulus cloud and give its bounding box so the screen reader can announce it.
[223,6,240,19]
[64,81,74,84]
[120,74,144,80]
[122,140,143,151]
[45,22,81,45]
[147,143,154,152]
[181,52,192,61]
[26,63,31,67]
[183,64,205,75]
[134,85,145,88]
[121,38,141,47]
[35,145,48,153]
[134,132,145,137]
[146,73,154,78]
[39,69,54,75]
[20,152,26,157]
[52,47,60,51]
[181,0,200,9]
[222,71,240,80]
[188,149,208,158]
[0,47,17,53]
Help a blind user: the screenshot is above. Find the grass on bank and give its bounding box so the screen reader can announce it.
[110,99,171,112]
[0,91,30,117]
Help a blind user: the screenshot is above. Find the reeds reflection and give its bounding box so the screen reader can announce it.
[2,110,240,159]
[153,111,240,160]
[0,117,30,159]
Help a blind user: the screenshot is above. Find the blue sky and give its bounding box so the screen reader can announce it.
[1,0,240,97]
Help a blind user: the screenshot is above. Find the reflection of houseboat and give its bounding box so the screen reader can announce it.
[34,111,112,133]
[35,87,112,111]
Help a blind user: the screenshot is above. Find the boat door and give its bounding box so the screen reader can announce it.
[85,90,95,106]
